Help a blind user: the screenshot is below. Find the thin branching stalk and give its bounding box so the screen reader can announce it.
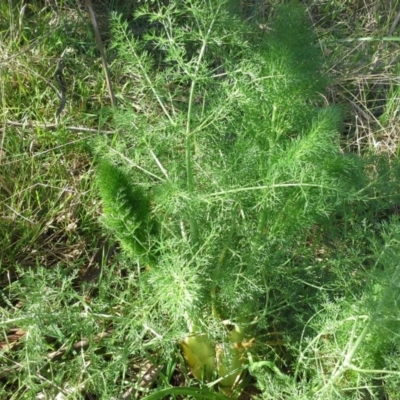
[185,3,221,247]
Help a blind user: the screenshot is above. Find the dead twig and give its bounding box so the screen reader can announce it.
[388,9,400,36]
[47,330,113,360]
[85,0,117,108]
[116,363,162,400]
[3,120,114,134]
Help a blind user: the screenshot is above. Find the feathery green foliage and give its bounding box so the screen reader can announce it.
[96,159,157,261]
[95,0,380,394]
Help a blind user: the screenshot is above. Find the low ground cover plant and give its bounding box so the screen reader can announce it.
[1,0,400,399]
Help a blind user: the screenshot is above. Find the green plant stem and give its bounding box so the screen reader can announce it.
[185,5,220,247]
[256,208,268,240]
[348,365,400,376]
[121,25,174,125]
[204,183,338,198]
[211,209,237,319]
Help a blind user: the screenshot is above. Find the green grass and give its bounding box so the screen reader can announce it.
[1,1,400,399]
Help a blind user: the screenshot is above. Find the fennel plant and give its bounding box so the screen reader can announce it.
[95,0,365,393]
